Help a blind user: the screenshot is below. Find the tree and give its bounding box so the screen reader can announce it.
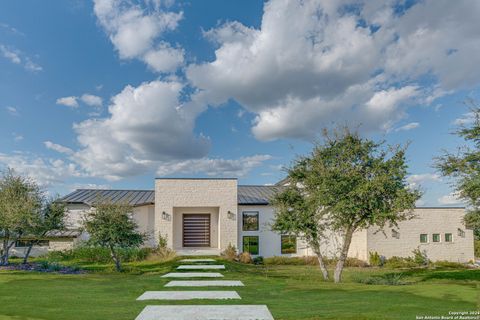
[436,104,480,240]
[83,200,145,271]
[22,197,67,264]
[0,169,43,266]
[272,185,330,280]
[273,127,420,283]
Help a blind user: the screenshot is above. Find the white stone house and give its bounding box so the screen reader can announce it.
[11,178,476,263]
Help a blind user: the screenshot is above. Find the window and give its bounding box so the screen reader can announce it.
[281,235,297,254]
[242,211,259,231]
[432,233,440,242]
[420,234,428,243]
[243,236,259,255]
[445,233,453,242]
[15,240,49,248]
[391,229,400,239]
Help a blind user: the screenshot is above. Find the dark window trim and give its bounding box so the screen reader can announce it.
[242,211,259,231]
[420,234,428,243]
[243,235,259,255]
[432,233,441,243]
[445,233,453,242]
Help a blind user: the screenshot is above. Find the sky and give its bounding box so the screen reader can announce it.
[0,0,479,206]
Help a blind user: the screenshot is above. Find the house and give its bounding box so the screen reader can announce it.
[11,178,476,263]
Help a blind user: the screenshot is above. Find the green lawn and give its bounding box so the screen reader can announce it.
[0,258,479,320]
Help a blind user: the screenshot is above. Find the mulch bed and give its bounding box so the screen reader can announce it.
[0,262,85,274]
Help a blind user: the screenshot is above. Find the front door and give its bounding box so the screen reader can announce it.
[182,214,211,247]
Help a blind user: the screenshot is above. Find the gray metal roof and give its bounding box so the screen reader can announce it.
[61,185,283,206]
[60,189,155,207]
[238,185,284,205]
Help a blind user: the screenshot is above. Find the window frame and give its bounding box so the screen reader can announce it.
[432,233,441,243]
[242,236,259,255]
[444,233,453,242]
[242,211,259,231]
[15,240,49,248]
[420,234,428,243]
[281,235,297,254]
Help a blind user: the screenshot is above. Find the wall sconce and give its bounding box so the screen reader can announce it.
[227,210,236,220]
[162,211,171,221]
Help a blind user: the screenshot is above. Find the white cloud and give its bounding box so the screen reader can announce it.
[156,154,272,177]
[44,141,74,155]
[71,80,210,180]
[0,45,21,64]
[437,192,464,206]
[68,183,111,191]
[13,133,23,142]
[407,173,441,189]
[5,106,19,116]
[80,94,103,108]
[395,122,420,132]
[56,96,79,108]
[0,44,42,72]
[187,0,480,141]
[0,152,83,187]
[453,112,476,126]
[93,0,184,72]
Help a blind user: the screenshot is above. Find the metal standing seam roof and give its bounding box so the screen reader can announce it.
[61,186,285,206]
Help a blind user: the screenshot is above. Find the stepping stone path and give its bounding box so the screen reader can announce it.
[177,264,225,270]
[137,291,241,300]
[134,258,275,320]
[161,272,224,278]
[165,280,244,287]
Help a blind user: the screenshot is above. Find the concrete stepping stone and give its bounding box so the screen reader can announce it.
[179,258,216,263]
[137,291,241,300]
[177,265,225,270]
[165,280,244,287]
[161,272,224,278]
[135,305,274,320]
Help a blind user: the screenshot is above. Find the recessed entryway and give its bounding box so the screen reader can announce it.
[182,214,211,247]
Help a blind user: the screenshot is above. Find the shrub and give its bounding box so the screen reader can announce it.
[355,273,406,285]
[221,243,237,261]
[148,247,176,262]
[265,256,316,265]
[253,256,264,265]
[158,233,168,249]
[432,261,468,269]
[384,256,418,269]
[475,240,480,258]
[46,245,152,263]
[369,251,383,267]
[238,252,253,264]
[343,258,369,268]
[412,247,429,266]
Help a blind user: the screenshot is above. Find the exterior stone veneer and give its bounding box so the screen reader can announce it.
[155,178,238,251]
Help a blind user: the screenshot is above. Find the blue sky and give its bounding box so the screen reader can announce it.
[0,0,479,206]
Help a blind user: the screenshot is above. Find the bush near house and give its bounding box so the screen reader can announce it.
[475,240,480,258]
[46,246,153,263]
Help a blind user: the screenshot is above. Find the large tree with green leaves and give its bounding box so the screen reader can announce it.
[0,168,43,265]
[273,127,420,283]
[22,197,67,264]
[436,105,480,240]
[83,200,145,271]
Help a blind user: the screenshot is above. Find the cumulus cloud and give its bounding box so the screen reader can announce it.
[437,192,464,206]
[156,154,272,177]
[406,173,441,189]
[93,0,184,73]
[56,96,79,108]
[71,80,210,180]
[44,141,74,155]
[395,122,420,132]
[80,94,103,107]
[187,0,480,140]
[0,152,83,187]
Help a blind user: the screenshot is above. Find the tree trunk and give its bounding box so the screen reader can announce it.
[23,243,34,264]
[310,241,329,280]
[1,238,15,266]
[109,245,122,272]
[334,227,354,283]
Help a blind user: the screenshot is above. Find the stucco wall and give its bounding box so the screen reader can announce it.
[9,238,77,258]
[155,179,237,251]
[366,208,475,263]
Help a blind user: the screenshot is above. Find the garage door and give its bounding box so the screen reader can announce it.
[183,214,211,247]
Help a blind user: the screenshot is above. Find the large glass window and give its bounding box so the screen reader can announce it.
[281,235,297,254]
[243,236,259,255]
[432,233,440,242]
[445,233,453,242]
[242,211,259,231]
[420,234,428,243]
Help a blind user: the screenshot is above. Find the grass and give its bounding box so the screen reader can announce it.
[0,258,479,320]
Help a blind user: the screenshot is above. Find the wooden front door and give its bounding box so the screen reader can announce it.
[182,214,211,247]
